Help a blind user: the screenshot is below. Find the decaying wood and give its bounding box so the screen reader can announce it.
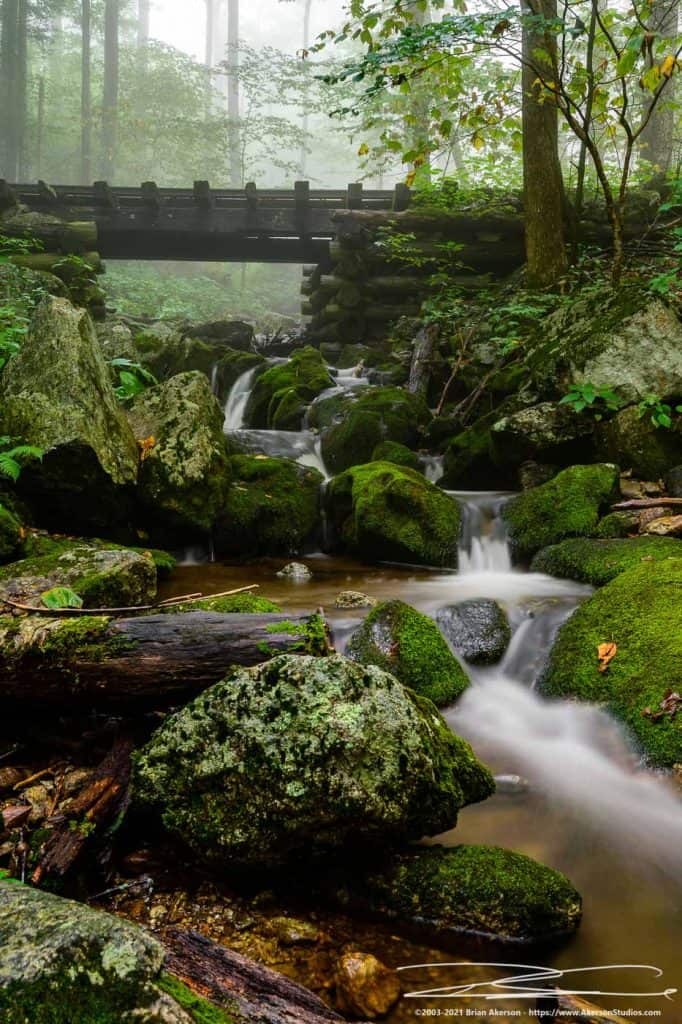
[31,737,133,884]
[612,498,682,510]
[0,611,329,704]
[408,323,439,398]
[164,928,353,1024]
[2,583,259,618]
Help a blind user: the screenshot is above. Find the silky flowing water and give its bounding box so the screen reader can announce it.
[165,373,682,1019]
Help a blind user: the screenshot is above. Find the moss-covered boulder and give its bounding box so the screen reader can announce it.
[244,347,333,430]
[542,560,682,767]
[595,404,682,479]
[215,456,322,557]
[321,387,430,475]
[490,402,595,467]
[436,599,511,664]
[594,510,640,538]
[371,440,420,470]
[133,654,494,868]
[135,318,254,383]
[0,541,158,608]
[346,599,469,707]
[127,372,231,543]
[0,295,139,534]
[502,463,619,560]
[214,346,266,404]
[327,462,461,568]
[345,845,582,944]
[532,536,682,586]
[0,503,23,565]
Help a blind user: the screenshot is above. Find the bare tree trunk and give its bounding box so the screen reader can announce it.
[520,0,568,288]
[640,0,679,172]
[0,0,20,180]
[81,0,92,185]
[101,0,120,181]
[299,0,313,176]
[227,0,241,186]
[15,0,28,180]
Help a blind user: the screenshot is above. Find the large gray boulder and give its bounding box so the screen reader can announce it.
[491,402,595,467]
[133,654,495,868]
[0,295,139,534]
[127,371,231,543]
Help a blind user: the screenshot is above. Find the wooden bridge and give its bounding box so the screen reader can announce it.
[1,179,412,263]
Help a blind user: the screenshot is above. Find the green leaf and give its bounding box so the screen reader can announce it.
[40,587,84,610]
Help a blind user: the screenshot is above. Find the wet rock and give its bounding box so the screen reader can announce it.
[638,506,667,531]
[436,599,511,665]
[347,599,469,707]
[596,404,681,479]
[491,402,595,467]
[277,561,313,580]
[531,536,682,586]
[132,654,494,868]
[518,460,559,490]
[542,559,682,767]
[642,514,682,537]
[327,461,461,568]
[334,952,401,1019]
[503,464,619,560]
[245,347,333,430]
[127,371,231,544]
[266,916,319,946]
[215,457,322,558]
[665,465,682,497]
[493,773,530,796]
[0,295,139,534]
[321,387,430,475]
[334,590,376,609]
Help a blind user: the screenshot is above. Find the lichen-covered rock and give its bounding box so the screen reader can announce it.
[595,404,682,479]
[0,503,23,564]
[502,463,619,560]
[277,560,313,579]
[370,440,420,470]
[127,372,230,543]
[344,845,582,943]
[335,590,377,609]
[321,387,430,475]
[0,881,173,1023]
[97,319,137,362]
[0,541,158,608]
[0,295,139,533]
[542,559,682,767]
[525,287,682,401]
[327,462,461,568]
[436,599,511,664]
[245,347,333,430]
[491,402,595,466]
[346,599,469,707]
[132,654,494,867]
[215,457,322,557]
[532,536,682,585]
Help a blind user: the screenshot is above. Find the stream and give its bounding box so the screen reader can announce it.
[164,369,682,1020]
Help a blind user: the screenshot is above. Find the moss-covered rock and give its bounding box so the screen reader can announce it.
[490,402,595,467]
[0,295,139,535]
[532,536,682,586]
[127,372,231,543]
[0,541,158,608]
[0,503,23,565]
[132,654,494,868]
[244,347,333,430]
[371,440,420,470]
[135,319,254,383]
[502,463,619,560]
[436,599,511,664]
[321,387,430,475]
[215,456,322,557]
[594,510,640,538]
[347,845,582,943]
[346,599,469,707]
[595,404,682,479]
[327,462,461,568]
[440,398,524,489]
[214,347,266,404]
[542,559,682,767]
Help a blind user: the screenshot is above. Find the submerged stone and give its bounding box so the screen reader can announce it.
[132,654,494,867]
[436,599,511,664]
[346,599,469,707]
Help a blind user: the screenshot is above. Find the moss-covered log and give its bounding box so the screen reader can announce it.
[0,611,330,704]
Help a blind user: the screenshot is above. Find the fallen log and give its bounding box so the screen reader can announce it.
[0,611,330,704]
[164,928,351,1024]
[612,498,682,509]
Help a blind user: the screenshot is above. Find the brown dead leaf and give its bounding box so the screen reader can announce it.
[597,642,618,673]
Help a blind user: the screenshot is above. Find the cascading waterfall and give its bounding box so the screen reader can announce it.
[446,492,682,878]
[223,367,258,431]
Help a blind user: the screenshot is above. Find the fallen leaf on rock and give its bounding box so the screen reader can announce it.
[642,690,681,722]
[597,642,617,673]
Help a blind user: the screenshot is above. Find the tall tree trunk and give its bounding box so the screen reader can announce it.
[640,0,679,172]
[81,0,92,185]
[101,0,120,181]
[0,0,20,180]
[137,0,150,47]
[227,0,241,186]
[299,0,313,176]
[15,0,27,179]
[520,0,568,288]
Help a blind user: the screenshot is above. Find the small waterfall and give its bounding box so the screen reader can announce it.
[420,454,444,484]
[223,367,258,432]
[210,362,219,397]
[451,490,513,573]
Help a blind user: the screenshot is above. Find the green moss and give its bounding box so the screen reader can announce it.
[594,511,640,539]
[136,547,176,578]
[347,599,469,707]
[328,461,461,567]
[157,973,238,1024]
[165,593,281,614]
[503,463,619,560]
[542,559,682,767]
[263,613,329,655]
[371,440,419,470]
[358,845,582,942]
[532,536,682,585]
[245,347,333,429]
[215,456,322,557]
[322,387,430,474]
[0,503,23,565]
